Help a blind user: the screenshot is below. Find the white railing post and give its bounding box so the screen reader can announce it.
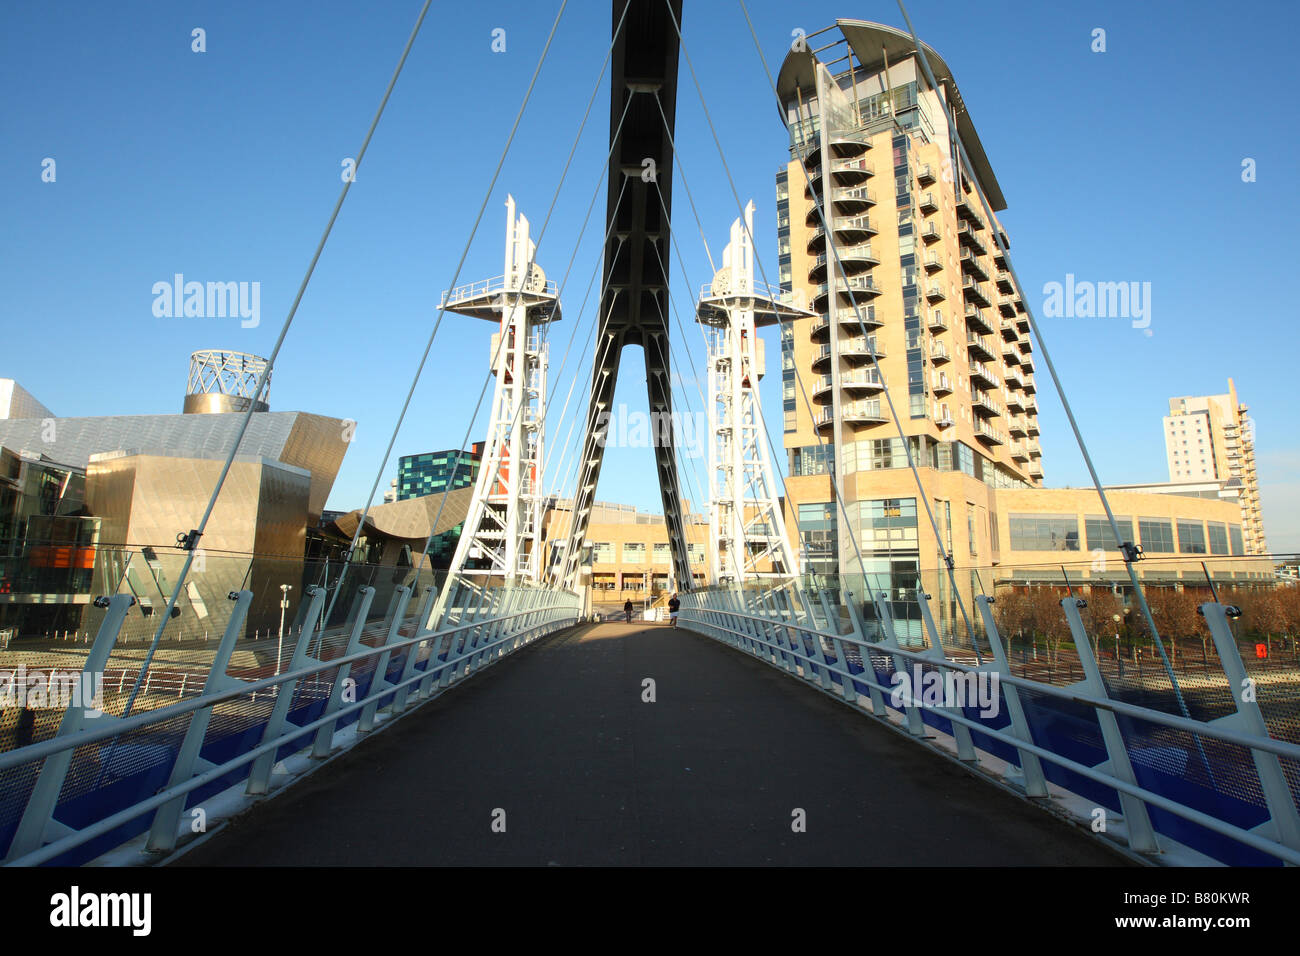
[844,593,886,714]
[1202,602,1300,855]
[358,586,413,733]
[146,590,255,853]
[876,591,925,737]
[918,592,976,763]
[247,586,327,794]
[1060,597,1160,854]
[975,595,1047,797]
[5,594,133,863]
[311,587,376,759]
[393,585,438,712]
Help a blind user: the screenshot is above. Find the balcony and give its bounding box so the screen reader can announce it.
[956,196,983,224]
[1008,416,1028,437]
[957,221,987,255]
[969,360,1000,389]
[929,340,951,364]
[917,163,936,186]
[1010,441,1029,461]
[833,215,877,240]
[1017,337,1032,354]
[1001,342,1020,367]
[842,369,886,394]
[934,402,954,427]
[967,334,997,362]
[971,389,1003,418]
[924,254,943,274]
[1023,374,1036,395]
[1005,367,1024,391]
[932,372,953,395]
[925,282,946,303]
[1026,440,1042,457]
[927,310,948,332]
[997,295,1017,317]
[918,191,938,214]
[995,270,1014,295]
[959,248,989,281]
[813,275,883,312]
[812,370,885,403]
[1006,391,1025,413]
[835,305,881,329]
[964,306,994,335]
[840,335,884,362]
[810,317,831,342]
[921,223,942,245]
[999,318,1018,341]
[962,277,993,309]
[1027,461,1043,478]
[974,420,1006,445]
[831,186,875,214]
[810,244,877,281]
[816,400,888,433]
[1026,417,1040,436]
[830,156,874,181]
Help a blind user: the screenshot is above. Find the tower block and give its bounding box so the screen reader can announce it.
[697,200,811,584]
[438,195,560,586]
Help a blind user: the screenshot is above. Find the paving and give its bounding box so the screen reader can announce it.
[175,621,1126,866]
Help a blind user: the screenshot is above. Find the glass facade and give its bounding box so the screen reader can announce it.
[397,445,483,501]
[1206,521,1229,555]
[797,501,838,579]
[1177,519,1207,554]
[1008,514,1080,551]
[1085,515,1133,551]
[1138,517,1175,553]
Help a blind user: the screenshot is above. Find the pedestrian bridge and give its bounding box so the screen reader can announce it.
[1,576,1296,868]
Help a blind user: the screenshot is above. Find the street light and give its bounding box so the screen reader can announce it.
[278,584,293,677]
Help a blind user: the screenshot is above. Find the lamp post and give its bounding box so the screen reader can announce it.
[277,584,292,677]
[1112,612,1122,679]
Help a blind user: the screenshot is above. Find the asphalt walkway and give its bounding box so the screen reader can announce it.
[176,622,1125,866]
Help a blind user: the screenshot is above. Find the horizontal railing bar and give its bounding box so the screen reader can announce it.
[683,606,1300,762]
[4,609,577,867]
[0,599,577,773]
[682,610,1300,865]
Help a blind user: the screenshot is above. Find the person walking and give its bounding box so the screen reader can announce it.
[624,599,634,624]
[668,593,680,628]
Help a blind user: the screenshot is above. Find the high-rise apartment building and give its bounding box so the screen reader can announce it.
[771,21,1270,613]
[1164,379,1265,553]
[776,21,1040,596]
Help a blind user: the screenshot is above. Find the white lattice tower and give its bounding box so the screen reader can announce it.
[438,196,559,591]
[697,201,809,585]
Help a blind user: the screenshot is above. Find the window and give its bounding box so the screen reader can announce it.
[1138,518,1174,553]
[797,501,838,575]
[1207,522,1229,555]
[622,542,646,562]
[1229,524,1244,555]
[1177,519,1207,554]
[967,505,978,557]
[849,498,918,551]
[591,542,614,564]
[790,444,834,476]
[1085,515,1133,551]
[1008,514,1080,551]
[652,543,672,564]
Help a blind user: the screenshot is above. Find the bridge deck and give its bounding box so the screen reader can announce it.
[175,622,1125,866]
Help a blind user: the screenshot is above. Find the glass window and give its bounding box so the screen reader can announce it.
[1085,515,1133,551]
[1177,520,1206,554]
[591,542,614,563]
[1229,524,1244,555]
[1138,518,1174,553]
[622,542,646,562]
[1008,514,1080,551]
[652,543,672,564]
[1207,522,1229,555]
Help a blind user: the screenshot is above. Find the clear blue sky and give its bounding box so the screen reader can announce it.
[3,0,1297,551]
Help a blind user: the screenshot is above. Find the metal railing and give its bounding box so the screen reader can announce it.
[679,580,1300,866]
[0,579,581,866]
